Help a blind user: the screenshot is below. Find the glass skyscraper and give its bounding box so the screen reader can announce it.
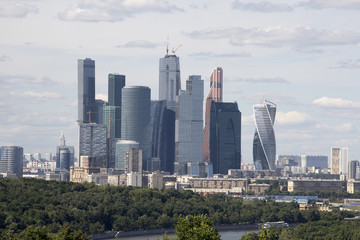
[203,67,223,163]
[78,58,96,123]
[209,102,241,174]
[253,100,276,170]
[121,86,151,170]
[159,54,181,111]
[0,146,23,178]
[56,131,74,170]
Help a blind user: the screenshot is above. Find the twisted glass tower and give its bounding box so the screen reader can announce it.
[253,100,276,170]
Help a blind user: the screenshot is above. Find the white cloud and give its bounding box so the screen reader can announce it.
[276,111,312,125]
[20,91,63,100]
[330,59,360,69]
[95,93,108,102]
[315,122,354,133]
[0,2,38,18]
[313,97,360,108]
[187,26,360,50]
[58,0,182,22]
[300,0,360,10]
[116,40,162,48]
[190,52,251,58]
[232,1,293,12]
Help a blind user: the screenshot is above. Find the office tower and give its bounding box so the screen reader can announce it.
[34,153,41,161]
[253,100,276,171]
[174,75,204,174]
[159,53,181,111]
[331,147,348,175]
[45,152,52,161]
[349,160,359,179]
[209,102,241,174]
[78,58,96,123]
[56,131,75,170]
[115,140,140,171]
[300,155,328,169]
[121,86,151,170]
[150,100,175,173]
[108,74,126,106]
[0,146,23,178]
[78,123,107,167]
[203,67,223,163]
[94,99,105,124]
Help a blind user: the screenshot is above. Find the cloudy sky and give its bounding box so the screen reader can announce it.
[1,0,360,163]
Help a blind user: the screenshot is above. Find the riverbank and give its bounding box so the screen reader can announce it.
[92,224,260,239]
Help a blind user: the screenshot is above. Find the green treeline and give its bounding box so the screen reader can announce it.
[241,220,360,240]
[0,178,355,235]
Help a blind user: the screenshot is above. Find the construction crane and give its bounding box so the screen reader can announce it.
[172,44,182,54]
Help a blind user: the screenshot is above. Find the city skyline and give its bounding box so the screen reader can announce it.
[1,0,360,163]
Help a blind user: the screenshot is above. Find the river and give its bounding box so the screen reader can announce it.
[108,229,260,240]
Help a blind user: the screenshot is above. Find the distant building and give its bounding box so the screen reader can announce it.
[115,140,142,174]
[208,102,241,174]
[347,181,360,193]
[121,86,151,170]
[159,53,181,111]
[148,171,164,189]
[301,155,328,169]
[78,123,107,168]
[78,58,96,123]
[349,160,359,179]
[150,100,175,173]
[253,100,276,171]
[56,131,74,171]
[203,67,223,163]
[0,146,23,178]
[277,155,301,167]
[331,147,348,175]
[288,179,344,192]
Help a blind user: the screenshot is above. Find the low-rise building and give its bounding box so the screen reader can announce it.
[148,171,163,189]
[70,166,101,183]
[248,183,271,194]
[347,181,360,193]
[288,179,344,192]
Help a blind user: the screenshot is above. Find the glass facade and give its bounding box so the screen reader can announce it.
[0,146,23,177]
[115,140,139,171]
[159,54,181,111]
[209,102,241,174]
[121,86,151,170]
[253,100,276,170]
[78,58,96,123]
[203,67,223,163]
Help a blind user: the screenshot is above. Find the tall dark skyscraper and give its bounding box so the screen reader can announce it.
[159,53,181,111]
[209,102,241,174]
[150,100,175,173]
[203,67,223,163]
[78,58,96,123]
[108,74,126,106]
[253,100,276,170]
[0,146,23,178]
[121,86,151,170]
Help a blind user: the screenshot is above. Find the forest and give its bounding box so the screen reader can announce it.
[0,178,356,236]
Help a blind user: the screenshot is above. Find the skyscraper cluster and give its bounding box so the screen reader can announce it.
[76,50,243,176]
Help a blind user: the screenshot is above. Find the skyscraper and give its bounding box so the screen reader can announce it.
[159,53,181,111]
[56,131,74,170]
[331,147,348,175]
[150,100,175,173]
[78,58,96,123]
[209,102,241,174]
[253,100,276,171]
[174,75,204,174]
[78,123,107,167]
[349,160,359,179]
[121,86,151,170]
[203,67,223,163]
[0,146,23,178]
[115,140,140,171]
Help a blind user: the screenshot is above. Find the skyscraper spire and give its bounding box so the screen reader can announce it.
[60,130,65,146]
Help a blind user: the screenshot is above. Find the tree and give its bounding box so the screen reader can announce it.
[174,215,221,240]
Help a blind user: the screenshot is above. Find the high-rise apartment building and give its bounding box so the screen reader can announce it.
[174,75,204,174]
[300,155,328,169]
[121,86,151,170]
[56,131,74,170]
[115,140,139,171]
[0,146,23,178]
[253,100,276,171]
[78,58,96,123]
[331,147,348,175]
[208,102,241,174]
[203,67,223,163]
[159,54,181,111]
[78,123,107,167]
[150,100,175,173]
